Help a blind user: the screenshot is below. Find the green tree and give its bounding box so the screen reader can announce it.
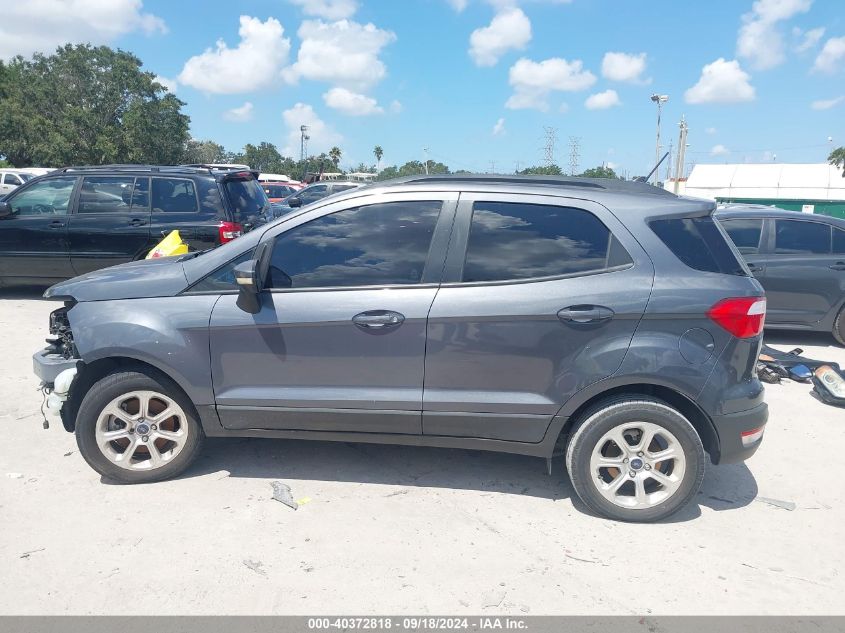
[580,165,619,179]
[182,139,227,165]
[518,164,563,175]
[373,145,383,170]
[239,142,285,172]
[829,147,845,176]
[329,146,342,168]
[0,44,189,166]
[352,162,377,174]
[376,160,450,181]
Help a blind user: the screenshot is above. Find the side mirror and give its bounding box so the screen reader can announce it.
[234,260,261,314]
[288,197,302,208]
[0,201,11,219]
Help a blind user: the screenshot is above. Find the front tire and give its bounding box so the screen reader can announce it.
[833,307,845,346]
[565,397,706,522]
[75,370,204,483]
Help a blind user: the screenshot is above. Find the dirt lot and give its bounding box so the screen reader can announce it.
[1,287,843,615]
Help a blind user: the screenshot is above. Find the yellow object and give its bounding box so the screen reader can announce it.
[146,230,189,259]
[296,497,312,506]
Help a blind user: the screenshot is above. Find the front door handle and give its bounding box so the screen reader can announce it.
[352,310,405,330]
[830,262,845,271]
[557,305,614,324]
[129,218,147,227]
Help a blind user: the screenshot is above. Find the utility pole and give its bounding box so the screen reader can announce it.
[514,161,521,174]
[650,94,669,185]
[542,127,557,166]
[673,116,688,194]
[568,136,581,176]
[299,125,310,163]
[423,147,430,175]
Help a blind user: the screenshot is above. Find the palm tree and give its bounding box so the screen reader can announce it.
[373,145,383,171]
[329,146,342,168]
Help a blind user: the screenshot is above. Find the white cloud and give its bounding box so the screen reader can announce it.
[601,52,648,83]
[446,0,469,10]
[705,127,717,135]
[684,58,755,104]
[288,0,358,20]
[711,144,730,156]
[469,8,531,67]
[154,75,177,93]
[283,19,396,92]
[811,96,845,110]
[390,100,403,114]
[737,0,811,70]
[505,57,596,111]
[0,0,165,60]
[585,89,621,110]
[492,117,505,135]
[813,36,845,74]
[323,87,384,115]
[282,103,342,157]
[794,26,825,52]
[179,16,291,94]
[224,101,254,122]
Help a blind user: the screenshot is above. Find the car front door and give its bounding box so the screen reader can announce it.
[752,218,841,325]
[206,192,457,433]
[67,175,151,275]
[422,193,653,443]
[0,176,77,282]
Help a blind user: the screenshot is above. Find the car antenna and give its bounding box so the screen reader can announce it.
[636,151,670,184]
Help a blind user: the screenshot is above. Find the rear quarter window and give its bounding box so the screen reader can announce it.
[650,216,748,276]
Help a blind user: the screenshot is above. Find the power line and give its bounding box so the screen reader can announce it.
[569,136,581,176]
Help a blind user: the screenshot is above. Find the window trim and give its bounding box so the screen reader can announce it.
[150,176,201,214]
[442,193,639,287]
[75,175,142,215]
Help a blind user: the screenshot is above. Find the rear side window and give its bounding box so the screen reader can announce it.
[774,220,831,255]
[462,202,631,283]
[650,216,747,276]
[719,218,763,254]
[224,178,268,223]
[152,178,199,213]
[78,176,136,213]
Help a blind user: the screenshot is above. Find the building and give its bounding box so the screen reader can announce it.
[665,163,845,217]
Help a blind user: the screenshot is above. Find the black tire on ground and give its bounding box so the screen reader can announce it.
[75,370,204,484]
[565,396,706,523]
[833,308,845,346]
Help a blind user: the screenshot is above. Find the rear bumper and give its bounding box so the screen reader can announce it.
[709,402,768,464]
[32,349,79,384]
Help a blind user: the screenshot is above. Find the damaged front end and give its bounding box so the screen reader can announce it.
[33,303,81,425]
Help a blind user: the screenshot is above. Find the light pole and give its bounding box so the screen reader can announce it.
[650,94,669,185]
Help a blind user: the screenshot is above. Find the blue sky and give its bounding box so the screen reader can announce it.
[2,0,844,176]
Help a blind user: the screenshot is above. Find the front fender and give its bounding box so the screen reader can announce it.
[67,296,219,405]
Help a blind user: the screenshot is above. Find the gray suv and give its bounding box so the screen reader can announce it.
[33,175,768,522]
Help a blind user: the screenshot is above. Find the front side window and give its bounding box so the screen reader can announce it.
[719,218,764,254]
[77,176,136,213]
[7,177,76,216]
[152,178,199,213]
[266,200,442,289]
[191,249,256,292]
[462,202,629,283]
[774,220,830,255]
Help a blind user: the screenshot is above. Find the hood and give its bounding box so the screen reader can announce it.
[44,257,190,302]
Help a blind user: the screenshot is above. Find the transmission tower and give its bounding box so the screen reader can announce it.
[568,136,581,176]
[542,127,558,166]
[300,125,310,163]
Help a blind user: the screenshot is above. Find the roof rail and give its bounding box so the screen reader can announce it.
[382,173,674,196]
[57,164,213,174]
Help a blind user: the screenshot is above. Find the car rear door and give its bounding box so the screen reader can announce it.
[67,175,151,275]
[752,217,842,325]
[206,191,457,434]
[422,193,653,443]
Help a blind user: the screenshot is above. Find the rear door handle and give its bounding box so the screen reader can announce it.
[830,262,845,271]
[557,305,614,324]
[352,310,405,330]
[47,220,65,229]
[129,218,147,227]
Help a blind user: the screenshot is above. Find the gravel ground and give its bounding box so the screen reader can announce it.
[1,287,843,615]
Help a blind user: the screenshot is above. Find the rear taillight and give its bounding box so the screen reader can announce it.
[218,221,243,244]
[707,297,766,338]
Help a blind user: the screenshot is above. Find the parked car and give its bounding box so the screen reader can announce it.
[0,169,36,195]
[270,180,363,218]
[262,182,300,203]
[0,165,271,287]
[32,174,767,522]
[717,206,845,344]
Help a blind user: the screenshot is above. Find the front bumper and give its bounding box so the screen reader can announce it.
[710,402,768,464]
[33,349,79,384]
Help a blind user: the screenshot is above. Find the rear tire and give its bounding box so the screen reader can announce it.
[565,396,706,522]
[833,308,845,346]
[75,370,204,484]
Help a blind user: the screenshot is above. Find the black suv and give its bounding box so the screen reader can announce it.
[717,206,845,344]
[0,165,270,287]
